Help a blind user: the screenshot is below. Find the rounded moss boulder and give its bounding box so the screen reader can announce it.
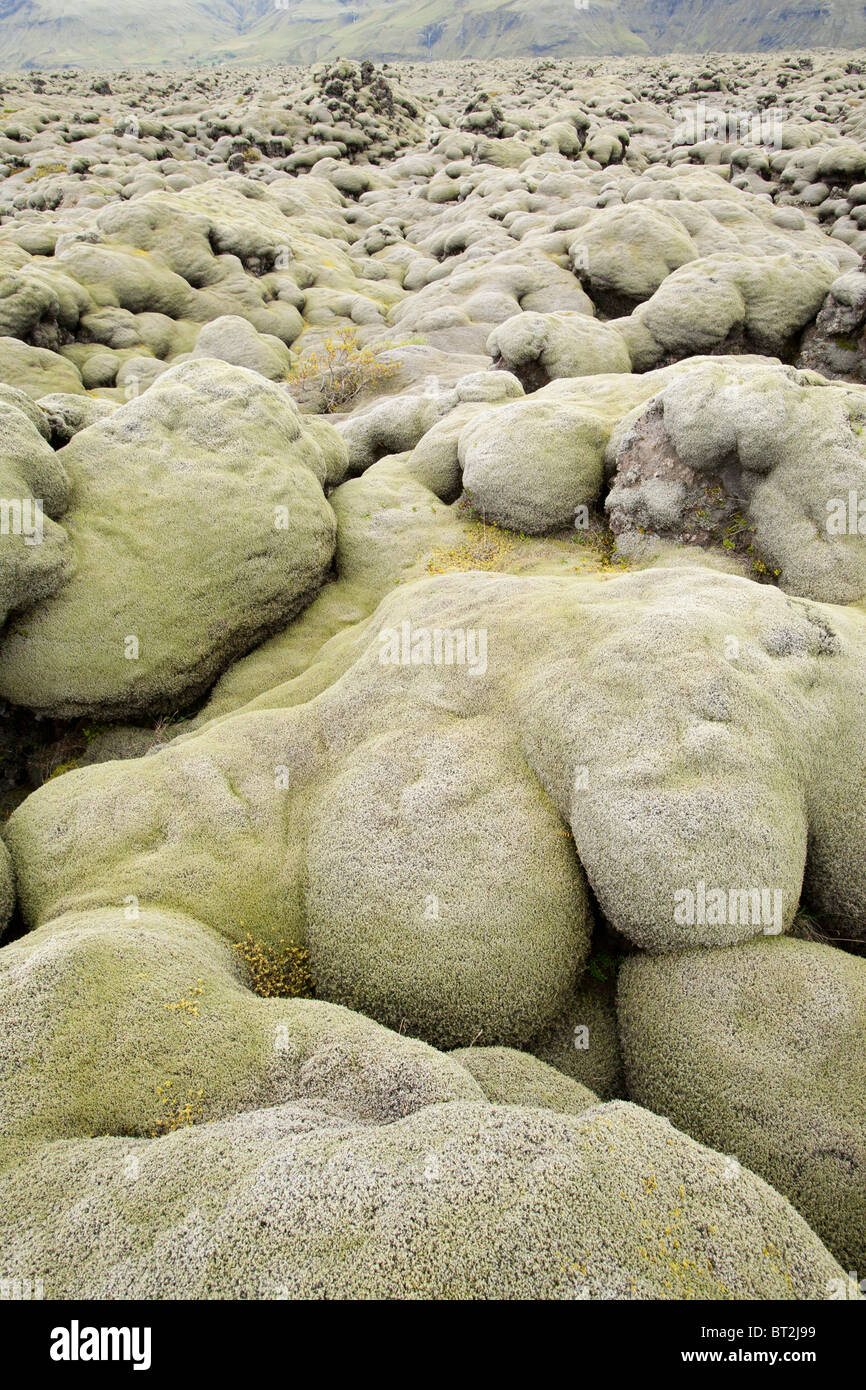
[191,314,295,379]
[0,398,72,625]
[0,336,86,398]
[487,311,631,388]
[449,1045,599,1116]
[568,201,699,306]
[36,392,116,445]
[0,359,342,719]
[0,1097,846,1299]
[619,251,837,368]
[459,396,611,534]
[0,839,14,938]
[303,713,593,1049]
[0,907,484,1154]
[604,360,866,604]
[618,937,866,1271]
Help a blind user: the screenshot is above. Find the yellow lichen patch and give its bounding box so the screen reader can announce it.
[426,519,517,575]
[24,162,66,182]
[572,527,629,572]
[164,979,204,1023]
[233,933,315,999]
[151,1082,204,1137]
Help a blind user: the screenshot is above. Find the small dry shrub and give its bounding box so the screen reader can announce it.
[234,933,315,998]
[286,326,399,412]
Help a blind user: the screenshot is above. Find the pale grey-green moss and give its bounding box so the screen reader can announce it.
[449,1045,599,1115]
[605,359,866,604]
[527,971,625,1100]
[7,567,866,1050]
[1,58,866,1297]
[442,357,774,537]
[487,311,631,383]
[303,712,592,1048]
[36,391,116,444]
[459,395,612,533]
[0,398,72,625]
[0,839,14,937]
[0,336,86,398]
[0,360,341,719]
[336,369,523,476]
[190,314,296,378]
[0,907,483,1157]
[618,937,866,1272]
[615,251,837,367]
[0,1095,846,1299]
[567,201,700,303]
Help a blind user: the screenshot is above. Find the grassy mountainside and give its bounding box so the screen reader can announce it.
[2,0,866,69]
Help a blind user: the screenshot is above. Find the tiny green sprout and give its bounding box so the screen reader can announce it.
[587,952,618,982]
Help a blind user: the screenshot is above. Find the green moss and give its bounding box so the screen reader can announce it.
[619,937,866,1271]
[24,162,66,181]
[44,758,82,781]
[0,361,339,719]
[0,1093,844,1299]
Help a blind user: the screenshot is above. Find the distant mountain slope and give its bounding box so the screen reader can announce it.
[2,0,866,69]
